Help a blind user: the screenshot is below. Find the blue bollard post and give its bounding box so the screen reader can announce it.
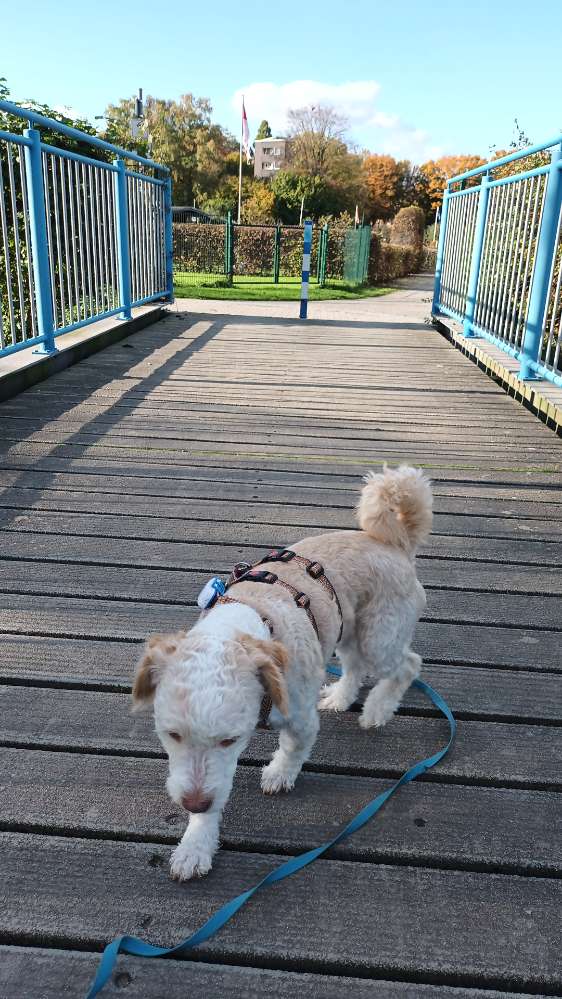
[23,129,57,355]
[519,143,562,380]
[431,188,450,317]
[164,173,174,303]
[299,219,313,320]
[462,172,491,338]
[114,158,132,319]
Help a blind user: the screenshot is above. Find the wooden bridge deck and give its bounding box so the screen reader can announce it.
[0,279,560,999]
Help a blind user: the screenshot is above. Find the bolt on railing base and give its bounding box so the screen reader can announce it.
[462,320,481,339]
[518,360,542,381]
[32,342,58,356]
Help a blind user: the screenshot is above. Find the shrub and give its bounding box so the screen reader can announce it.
[368,238,421,284]
[390,206,426,250]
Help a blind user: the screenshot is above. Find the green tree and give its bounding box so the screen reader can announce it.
[103,93,236,205]
[255,119,272,140]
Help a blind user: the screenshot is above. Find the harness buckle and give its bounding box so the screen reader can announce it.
[307,561,324,579]
[295,591,311,610]
[248,569,278,584]
[267,548,295,563]
[232,561,252,580]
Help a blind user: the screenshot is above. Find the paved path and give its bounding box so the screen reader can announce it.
[0,278,560,998]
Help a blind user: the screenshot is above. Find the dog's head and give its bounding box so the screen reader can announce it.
[132,629,289,815]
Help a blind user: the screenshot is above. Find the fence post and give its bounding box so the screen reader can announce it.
[462,172,491,338]
[23,128,57,354]
[321,224,328,286]
[114,158,132,319]
[431,187,450,316]
[519,143,562,380]
[164,173,174,303]
[273,225,281,283]
[225,211,234,286]
[299,220,313,320]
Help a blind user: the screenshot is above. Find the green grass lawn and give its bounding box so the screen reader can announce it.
[173,272,395,301]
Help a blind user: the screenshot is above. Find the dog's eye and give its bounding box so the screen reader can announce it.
[219,738,236,748]
[168,731,182,743]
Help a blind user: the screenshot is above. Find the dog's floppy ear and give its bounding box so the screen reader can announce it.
[132,632,186,711]
[238,635,290,716]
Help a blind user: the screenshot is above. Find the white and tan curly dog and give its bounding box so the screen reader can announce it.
[132,464,432,881]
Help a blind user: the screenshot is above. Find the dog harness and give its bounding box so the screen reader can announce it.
[215,547,344,729]
[217,547,344,644]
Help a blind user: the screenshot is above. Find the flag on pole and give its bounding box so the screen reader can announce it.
[242,99,252,163]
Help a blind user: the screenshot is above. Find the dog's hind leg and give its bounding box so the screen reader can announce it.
[360,649,421,729]
[319,637,364,712]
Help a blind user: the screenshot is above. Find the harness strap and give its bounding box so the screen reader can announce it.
[225,547,343,644]
[84,675,456,999]
[259,548,344,642]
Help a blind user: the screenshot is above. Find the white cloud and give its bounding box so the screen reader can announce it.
[53,104,83,121]
[231,80,441,163]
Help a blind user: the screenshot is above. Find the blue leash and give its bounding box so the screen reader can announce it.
[85,674,455,998]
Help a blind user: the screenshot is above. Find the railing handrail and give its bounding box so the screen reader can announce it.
[446,134,562,187]
[0,98,169,174]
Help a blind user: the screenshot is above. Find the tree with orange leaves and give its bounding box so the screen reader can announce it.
[419,155,486,211]
[363,154,410,220]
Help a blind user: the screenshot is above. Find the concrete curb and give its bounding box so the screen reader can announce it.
[433,317,562,437]
[0,306,167,404]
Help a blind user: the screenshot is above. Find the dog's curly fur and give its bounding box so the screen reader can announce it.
[132,465,432,880]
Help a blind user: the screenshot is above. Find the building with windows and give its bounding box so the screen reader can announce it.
[253,138,290,179]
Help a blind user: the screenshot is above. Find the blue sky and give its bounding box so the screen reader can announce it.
[2,0,561,163]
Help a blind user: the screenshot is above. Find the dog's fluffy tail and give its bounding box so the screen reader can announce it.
[356,465,433,553]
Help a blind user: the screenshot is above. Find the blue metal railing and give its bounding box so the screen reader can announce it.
[432,135,562,386]
[0,100,173,359]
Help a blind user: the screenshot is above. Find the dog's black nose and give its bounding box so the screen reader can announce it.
[181,794,213,813]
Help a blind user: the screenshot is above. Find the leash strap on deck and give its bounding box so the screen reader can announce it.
[85,676,455,998]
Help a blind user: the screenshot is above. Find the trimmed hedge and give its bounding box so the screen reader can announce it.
[173,220,428,285]
[368,237,422,284]
[390,206,425,250]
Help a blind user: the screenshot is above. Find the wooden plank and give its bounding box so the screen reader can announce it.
[2,429,557,469]
[0,499,558,542]
[0,544,562,596]
[0,833,560,992]
[0,594,557,670]
[3,454,562,501]
[1,406,553,444]
[3,441,561,485]
[1,636,560,722]
[2,417,556,460]
[0,560,558,631]
[1,748,560,875]
[1,948,542,999]
[1,471,560,520]
[3,519,559,568]
[1,685,560,788]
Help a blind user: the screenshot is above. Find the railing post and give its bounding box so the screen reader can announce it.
[431,187,450,316]
[23,128,57,355]
[164,173,174,304]
[462,171,491,338]
[519,143,562,380]
[273,224,281,283]
[114,158,132,319]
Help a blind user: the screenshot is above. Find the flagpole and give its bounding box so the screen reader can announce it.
[237,96,243,224]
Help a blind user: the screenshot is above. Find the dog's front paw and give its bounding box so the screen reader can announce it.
[261,762,296,795]
[318,681,354,713]
[359,695,400,729]
[170,842,213,881]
